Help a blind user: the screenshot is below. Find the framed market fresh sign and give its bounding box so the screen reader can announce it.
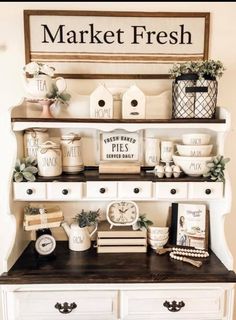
[24,10,210,79]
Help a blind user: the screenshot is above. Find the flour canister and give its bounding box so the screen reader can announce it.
[24,128,49,159]
[37,141,62,177]
[60,133,84,173]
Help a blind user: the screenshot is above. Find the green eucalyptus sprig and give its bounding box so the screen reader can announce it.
[133,214,153,231]
[46,83,71,106]
[73,209,100,228]
[24,204,40,215]
[204,155,230,182]
[13,157,38,182]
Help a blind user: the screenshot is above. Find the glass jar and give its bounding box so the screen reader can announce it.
[60,133,84,173]
[37,141,62,177]
[24,128,49,159]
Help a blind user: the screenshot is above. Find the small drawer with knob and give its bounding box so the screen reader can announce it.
[47,182,83,201]
[155,182,188,200]
[188,182,223,200]
[118,181,152,199]
[86,181,117,199]
[13,182,46,201]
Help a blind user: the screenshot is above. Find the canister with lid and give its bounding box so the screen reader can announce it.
[24,128,49,159]
[37,141,62,177]
[60,133,84,173]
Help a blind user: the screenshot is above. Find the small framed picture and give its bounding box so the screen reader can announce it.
[169,203,209,250]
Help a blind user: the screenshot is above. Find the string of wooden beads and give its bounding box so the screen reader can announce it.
[171,247,209,258]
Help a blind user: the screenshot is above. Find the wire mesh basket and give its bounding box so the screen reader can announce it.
[172,74,218,119]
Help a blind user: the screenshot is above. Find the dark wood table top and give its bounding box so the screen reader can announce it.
[0,242,235,284]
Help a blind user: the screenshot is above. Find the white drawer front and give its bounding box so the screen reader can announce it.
[118,181,152,199]
[13,182,46,201]
[10,290,118,320]
[86,181,117,199]
[188,182,223,199]
[155,182,188,200]
[47,182,83,201]
[121,288,224,319]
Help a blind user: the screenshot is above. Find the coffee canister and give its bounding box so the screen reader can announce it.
[24,128,49,159]
[37,141,62,177]
[60,133,84,173]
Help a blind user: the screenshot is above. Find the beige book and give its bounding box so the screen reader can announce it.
[97,238,147,246]
[97,246,147,253]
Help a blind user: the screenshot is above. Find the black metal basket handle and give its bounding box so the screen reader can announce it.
[185,86,208,93]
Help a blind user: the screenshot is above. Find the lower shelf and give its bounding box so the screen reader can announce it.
[0,242,236,284]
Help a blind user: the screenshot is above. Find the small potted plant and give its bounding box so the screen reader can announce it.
[132,214,153,231]
[204,155,230,182]
[13,157,38,182]
[61,209,100,251]
[169,60,225,119]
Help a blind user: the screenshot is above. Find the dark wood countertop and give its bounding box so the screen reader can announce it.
[0,242,235,284]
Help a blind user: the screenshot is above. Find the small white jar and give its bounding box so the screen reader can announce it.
[60,133,84,173]
[24,128,49,159]
[37,141,62,177]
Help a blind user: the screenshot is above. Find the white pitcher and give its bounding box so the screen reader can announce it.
[61,222,97,251]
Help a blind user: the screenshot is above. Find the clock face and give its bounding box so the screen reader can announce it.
[107,201,139,226]
[35,234,56,255]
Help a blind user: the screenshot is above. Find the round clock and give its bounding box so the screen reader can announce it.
[106,201,139,228]
[35,229,56,256]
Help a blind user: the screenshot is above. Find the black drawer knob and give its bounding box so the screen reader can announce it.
[55,302,77,314]
[133,188,140,194]
[62,189,69,195]
[26,189,33,195]
[100,188,106,194]
[170,189,177,195]
[205,188,211,195]
[163,300,185,312]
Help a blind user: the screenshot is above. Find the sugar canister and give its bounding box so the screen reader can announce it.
[37,141,62,177]
[60,133,84,173]
[24,128,49,159]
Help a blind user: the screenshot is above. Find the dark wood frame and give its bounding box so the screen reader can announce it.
[24,10,210,79]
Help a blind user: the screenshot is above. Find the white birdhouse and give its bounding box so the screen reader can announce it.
[90,84,113,119]
[122,85,146,119]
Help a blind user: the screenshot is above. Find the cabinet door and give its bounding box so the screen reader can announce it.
[188,182,223,200]
[86,181,117,199]
[120,288,225,319]
[155,182,188,200]
[118,181,152,199]
[8,290,118,320]
[47,182,83,201]
[13,182,46,201]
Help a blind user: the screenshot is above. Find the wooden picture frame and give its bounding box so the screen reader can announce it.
[24,10,210,79]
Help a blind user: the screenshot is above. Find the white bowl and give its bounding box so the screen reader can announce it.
[182,134,211,145]
[173,155,212,177]
[148,238,168,248]
[148,233,169,241]
[148,226,169,235]
[176,144,213,157]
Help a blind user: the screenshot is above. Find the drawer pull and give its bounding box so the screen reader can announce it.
[26,189,33,195]
[205,188,212,195]
[62,189,69,195]
[170,188,177,195]
[163,300,185,312]
[100,187,106,194]
[133,188,140,194]
[55,302,77,314]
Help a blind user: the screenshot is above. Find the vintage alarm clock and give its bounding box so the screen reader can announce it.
[106,201,139,229]
[35,228,56,256]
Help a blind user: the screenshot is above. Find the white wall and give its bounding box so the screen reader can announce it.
[0,1,236,318]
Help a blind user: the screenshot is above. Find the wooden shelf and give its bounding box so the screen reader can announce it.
[0,242,235,284]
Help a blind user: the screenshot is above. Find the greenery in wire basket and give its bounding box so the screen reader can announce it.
[133,214,153,231]
[13,157,38,182]
[169,60,225,80]
[73,209,100,228]
[204,155,230,182]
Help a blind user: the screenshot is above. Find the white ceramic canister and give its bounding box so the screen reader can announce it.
[37,141,62,177]
[145,136,160,166]
[24,128,49,159]
[60,133,84,173]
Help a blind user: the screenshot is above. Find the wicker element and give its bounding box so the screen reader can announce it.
[172,74,218,119]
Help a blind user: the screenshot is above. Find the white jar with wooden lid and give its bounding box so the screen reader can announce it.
[37,141,62,177]
[60,133,84,173]
[24,128,49,159]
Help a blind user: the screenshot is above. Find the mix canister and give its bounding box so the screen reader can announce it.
[37,141,62,177]
[60,133,84,173]
[24,128,49,159]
